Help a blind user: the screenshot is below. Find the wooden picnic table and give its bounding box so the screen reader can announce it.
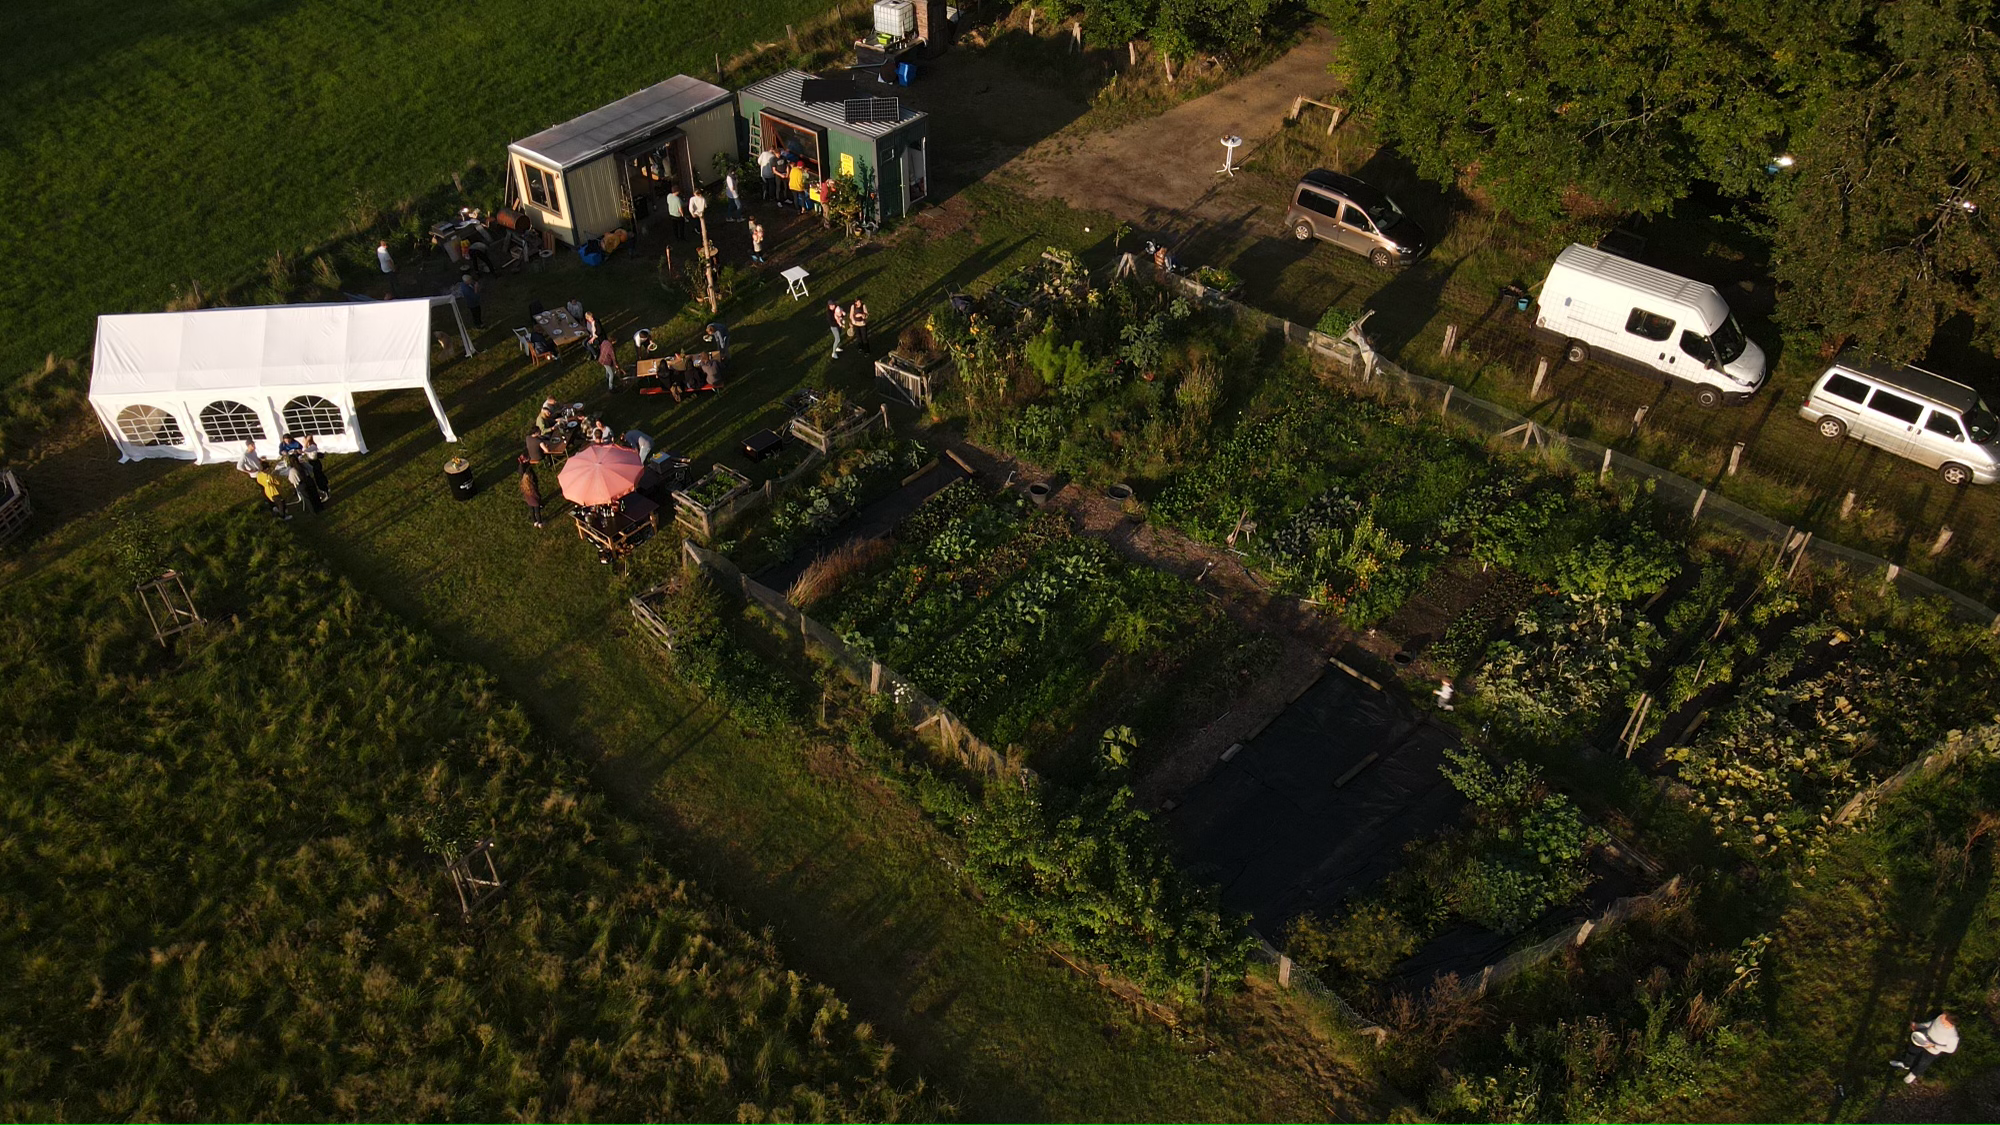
[573,492,660,557]
[534,308,587,350]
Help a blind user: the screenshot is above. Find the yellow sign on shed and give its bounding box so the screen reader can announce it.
[839,152,856,178]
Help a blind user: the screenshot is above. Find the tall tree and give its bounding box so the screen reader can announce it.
[1320,0,2000,360]
[1766,1,2000,362]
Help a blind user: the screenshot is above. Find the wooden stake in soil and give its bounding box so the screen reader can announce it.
[1440,323,1457,356]
[1531,356,1548,397]
[1840,490,1856,519]
[1630,404,1649,433]
[1728,441,1745,475]
[1931,526,1954,557]
[1690,487,1708,522]
[1599,446,1614,483]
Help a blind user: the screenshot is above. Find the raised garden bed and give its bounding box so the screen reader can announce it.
[789,400,886,456]
[875,351,952,407]
[672,463,756,540]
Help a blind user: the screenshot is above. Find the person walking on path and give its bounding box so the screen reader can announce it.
[1892,1013,1960,1083]
[724,170,744,220]
[518,455,544,528]
[597,335,622,392]
[748,217,766,263]
[847,297,871,356]
[453,273,484,327]
[758,148,777,201]
[826,299,847,359]
[300,435,330,501]
[666,186,687,240]
[255,469,290,520]
[376,240,398,297]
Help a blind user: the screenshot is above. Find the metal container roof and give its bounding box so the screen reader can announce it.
[737,68,926,139]
[511,75,732,170]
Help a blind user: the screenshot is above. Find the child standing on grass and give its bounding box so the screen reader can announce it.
[519,455,544,528]
[748,217,766,263]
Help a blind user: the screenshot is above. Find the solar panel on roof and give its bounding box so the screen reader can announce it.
[801,78,864,104]
[844,97,901,125]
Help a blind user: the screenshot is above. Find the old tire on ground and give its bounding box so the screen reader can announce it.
[1694,385,1723,408]
[1369,247,1394,268]
[1817,416,1847,439]
[1292,220,1315,242]
[1565,340,1590,365]
[1941,462,1973,486]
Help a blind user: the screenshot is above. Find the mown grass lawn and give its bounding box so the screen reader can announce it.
[0,0,841,380]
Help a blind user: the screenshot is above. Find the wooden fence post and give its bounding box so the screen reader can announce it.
[1440,385,1454,416]
[1599,446,1613,483]
[1630,404,1648,433]
[1931,526,1954,557]
[1690,487,1707,522]
[1277,954,1293,987]
[1531,357,1548,397]
[1728,441,1745,475]
[1440,324,1457,356]
[787,23,797,49]
[1841,490,1856,519]
[870,660,883,694]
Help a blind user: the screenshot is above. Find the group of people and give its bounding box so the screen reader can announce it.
[630,321,731,399]
[825,296,870,359]
[757,148,833,214]
[237,435,330,520]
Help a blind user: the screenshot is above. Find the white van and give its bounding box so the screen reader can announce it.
[1799,360,2000,485]
[1534,244,1766,407]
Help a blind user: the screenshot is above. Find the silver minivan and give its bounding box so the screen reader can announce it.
[1284,170,1429,268]
[1799,360,2000,485]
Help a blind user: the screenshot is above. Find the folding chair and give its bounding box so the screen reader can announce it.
[513,327,534,356]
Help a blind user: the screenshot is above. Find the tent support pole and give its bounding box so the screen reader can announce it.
[422,381,459,443]
[451,297,475,357]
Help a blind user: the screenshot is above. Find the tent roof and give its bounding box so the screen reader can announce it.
[739,69,927,140]
[90,300,436,400]
[510,75,733,170]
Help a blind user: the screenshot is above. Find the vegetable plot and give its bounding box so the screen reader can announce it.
[818,480,1262,772]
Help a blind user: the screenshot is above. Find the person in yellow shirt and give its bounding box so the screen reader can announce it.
[254,470,290,520]
[787,160,807,209]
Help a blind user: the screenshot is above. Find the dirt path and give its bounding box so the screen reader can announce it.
[1006,30,1338,230]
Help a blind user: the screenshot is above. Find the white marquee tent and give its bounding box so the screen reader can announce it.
[89,298,466,465]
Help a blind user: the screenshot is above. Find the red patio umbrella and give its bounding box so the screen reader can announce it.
[557,443,644,507]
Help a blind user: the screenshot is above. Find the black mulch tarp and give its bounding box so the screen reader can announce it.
[1168,667,1465,937]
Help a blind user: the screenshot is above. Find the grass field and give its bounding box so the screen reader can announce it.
[0,508,931,1120]
[0,0,841,381]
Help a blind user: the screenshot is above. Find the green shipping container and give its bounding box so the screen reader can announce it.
[736,69,931,224]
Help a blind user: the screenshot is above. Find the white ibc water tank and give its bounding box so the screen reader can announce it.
[874,0,916,38]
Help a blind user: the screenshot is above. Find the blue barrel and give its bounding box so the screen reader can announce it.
[895,61,914,85]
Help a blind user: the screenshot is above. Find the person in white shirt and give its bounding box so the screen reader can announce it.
[688,188,709,224]
[375,241,398,296]
[236,442,265,476]
[724,171,743,221]
[1892,1012,1960,1083]
[633,327,657,354]
[757,148,777,200]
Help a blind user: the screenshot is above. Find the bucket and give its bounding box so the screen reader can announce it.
[1026,481,1053,507]
[1106,483,1137,514]
[444,457,475,500]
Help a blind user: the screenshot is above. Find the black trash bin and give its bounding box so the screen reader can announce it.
[444,456,475,501]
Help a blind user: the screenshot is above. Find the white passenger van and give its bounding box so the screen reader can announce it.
[1534,243,1767,407]
[1799,360,2000,485]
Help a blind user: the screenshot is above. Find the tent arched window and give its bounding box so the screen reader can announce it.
[282,395,346,436]
[198,400,265,444]
[114,404,186,447]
